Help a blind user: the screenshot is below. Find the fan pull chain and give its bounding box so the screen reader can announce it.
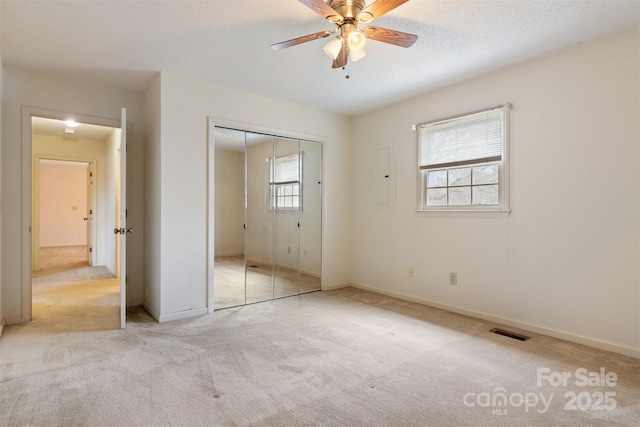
[343,66,350,79]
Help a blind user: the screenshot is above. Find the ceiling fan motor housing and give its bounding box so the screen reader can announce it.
[329,0,366,19]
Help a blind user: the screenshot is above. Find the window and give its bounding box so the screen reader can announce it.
[270,154,301,210]
[418,104,510,211]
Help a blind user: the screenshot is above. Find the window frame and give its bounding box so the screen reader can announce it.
[269,153,303,211]
[417,104,511,213]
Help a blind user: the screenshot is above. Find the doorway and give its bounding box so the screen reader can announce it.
[34,159,93,272]
[26,111,123,328]
[209,124,323,310]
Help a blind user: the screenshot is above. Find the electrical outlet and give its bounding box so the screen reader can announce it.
[449,272,457,285]
[408,267,415,278]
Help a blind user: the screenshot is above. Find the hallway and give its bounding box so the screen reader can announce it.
[32,246,120,332]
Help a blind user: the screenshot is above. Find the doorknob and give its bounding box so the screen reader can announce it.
[126,227,134,234]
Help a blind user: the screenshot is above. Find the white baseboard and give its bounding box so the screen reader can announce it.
[6,316,24,326]
[323,282,350,291]
[349,282,640,359]
[245,258,321,278]
[0,319,5,339]
[301,269,321,279]
[215,252,244,258]
[143,302,161,322]
[158,307,208,323]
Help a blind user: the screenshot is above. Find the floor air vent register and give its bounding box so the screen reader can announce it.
[490,328,530,341]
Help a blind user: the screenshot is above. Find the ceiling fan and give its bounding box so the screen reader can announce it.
[271,0,418,69]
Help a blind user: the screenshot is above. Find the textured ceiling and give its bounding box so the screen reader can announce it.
[1,0,638,116]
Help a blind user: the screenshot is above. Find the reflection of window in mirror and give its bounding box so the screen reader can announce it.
[269,153,303,210]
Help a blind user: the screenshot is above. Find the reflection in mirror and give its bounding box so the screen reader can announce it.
[245,132,275,304]
[299,141,322,293]
[213,128,246,309]
[212,126,322,310]
[274,138,301,298]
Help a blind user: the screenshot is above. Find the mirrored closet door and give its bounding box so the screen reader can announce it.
[213,127,322,310]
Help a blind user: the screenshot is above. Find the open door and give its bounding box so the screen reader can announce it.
[85,164,93,266]
[115,108,129,329]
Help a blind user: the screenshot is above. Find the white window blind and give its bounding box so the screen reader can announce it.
[271,154,299,183]
[419,107,504,170]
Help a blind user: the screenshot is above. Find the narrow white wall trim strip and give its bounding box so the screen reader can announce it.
[158,307,208,323]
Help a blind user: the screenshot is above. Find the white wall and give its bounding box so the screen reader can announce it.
[144,72,351,320]
[143,74,162,317]
[1,67,145,324]
[351,29,640,356]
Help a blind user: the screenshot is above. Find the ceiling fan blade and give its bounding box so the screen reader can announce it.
[271,30,334,51]
[299,0,343,22]
[358,0,410,21]
[332,39,349,68]
[363,26,418,47]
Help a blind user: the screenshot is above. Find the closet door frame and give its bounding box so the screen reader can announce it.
[207,117,325,313]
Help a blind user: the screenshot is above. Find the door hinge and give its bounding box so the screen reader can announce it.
[90,209,93,215]
[126,275,128,284]
[90,172,93,177]
[89,247,93,253]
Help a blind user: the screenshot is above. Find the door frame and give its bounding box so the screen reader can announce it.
[32,157,98,272]
[21,106,121,323]
[206,117,327,313]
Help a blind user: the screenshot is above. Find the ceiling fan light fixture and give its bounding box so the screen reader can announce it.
[347,29,366,51]
[357,11,374,23]
[323,36,343,59]
[350,48,367,62]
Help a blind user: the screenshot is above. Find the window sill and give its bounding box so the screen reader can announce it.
[416,209,511,218]
[271,209,302,214]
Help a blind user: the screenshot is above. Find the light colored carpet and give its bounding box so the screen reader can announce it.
[35,245,89,275]
[31,265,119,333]
[0,273,638,426]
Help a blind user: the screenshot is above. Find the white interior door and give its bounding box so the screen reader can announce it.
[85,164,93,266]
[118,108,128,329]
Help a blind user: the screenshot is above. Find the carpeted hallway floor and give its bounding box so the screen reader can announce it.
[0,267,638,426]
